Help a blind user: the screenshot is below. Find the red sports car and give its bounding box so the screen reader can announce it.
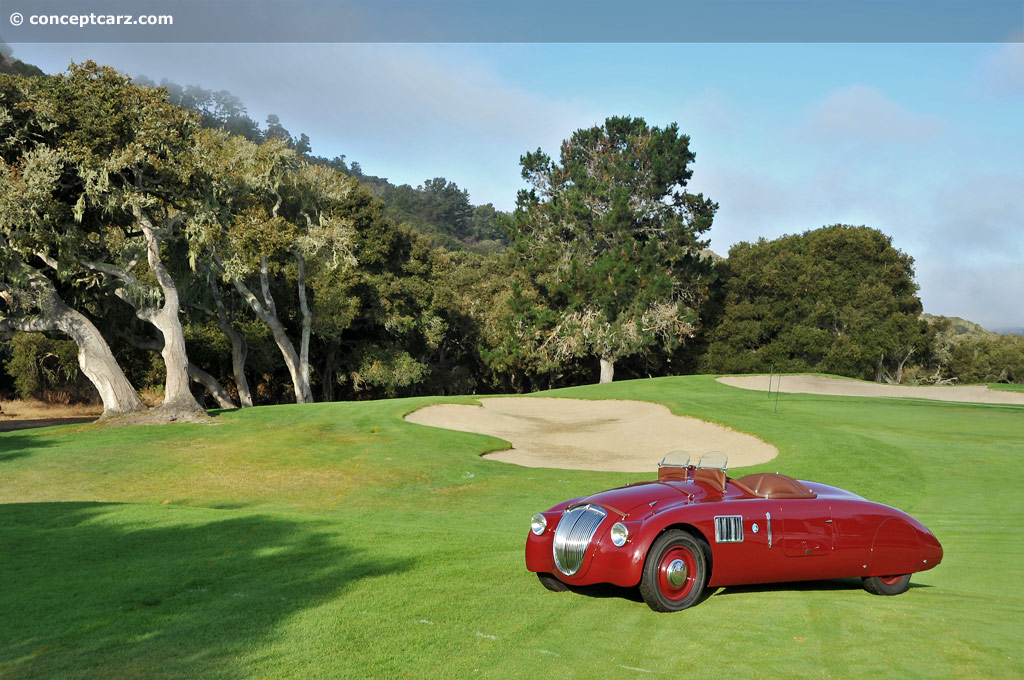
[525,452,943,612]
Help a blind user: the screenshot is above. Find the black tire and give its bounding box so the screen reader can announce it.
[863,574,911,596]
[639,530,708,612]
[537,572,570,592]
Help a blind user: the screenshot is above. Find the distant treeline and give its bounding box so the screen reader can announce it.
[0,56,1020,414]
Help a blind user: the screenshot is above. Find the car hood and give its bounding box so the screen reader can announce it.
[576,481,687,518]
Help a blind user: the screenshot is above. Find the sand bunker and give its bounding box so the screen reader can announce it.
[717,375,1024,405]
[404,397,777,472]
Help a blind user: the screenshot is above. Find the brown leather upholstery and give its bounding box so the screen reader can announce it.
[657,466,728,492]
[693,468,727,492]
[733,473,817,499]
[658,466,690,482]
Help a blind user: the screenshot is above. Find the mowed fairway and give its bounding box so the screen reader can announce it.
[1,375,1021,679]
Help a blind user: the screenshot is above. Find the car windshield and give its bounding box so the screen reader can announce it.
[697,451,728,471]
[658,450,728,471]
[658,450,691,468]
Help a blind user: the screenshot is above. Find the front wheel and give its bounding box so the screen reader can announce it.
[863,574,911,596]
[639,530,708,612]
[537,572,570,592]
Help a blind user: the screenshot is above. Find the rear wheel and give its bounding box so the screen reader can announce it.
[537,572,570,592]
[863,574,911,595]
[639,530,707,612]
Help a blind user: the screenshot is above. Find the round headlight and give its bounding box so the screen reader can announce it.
[610,522,629,547]
[531,512,547,535]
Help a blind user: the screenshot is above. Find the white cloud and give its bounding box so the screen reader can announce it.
[270,45,589,147]
[799,84,944,145]
[236,44,598,205]
[12,43,595,207]
[916,259,1024,331]
[692,89,1021,328]
[694,164,803,251]
[677,89,738,141]
[926,174,1024,261]
[982,41,1024,94]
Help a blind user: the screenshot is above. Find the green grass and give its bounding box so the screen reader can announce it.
[1,376,1022,679]
[989,382,1024,392]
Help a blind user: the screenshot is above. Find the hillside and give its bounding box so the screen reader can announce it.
[921,313,999,340]
[3,46,505,255]
[0,44,45,78]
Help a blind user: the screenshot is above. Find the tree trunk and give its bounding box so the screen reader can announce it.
[187,363,237,410]
[599,356,615,383]
[135,210,207,419]
[55,308,146,415]
[229,340,254,407]
[209,272,253,407]
[2,276,146,417]
[321,344,336,402]
[894,347,915,385]
[296,253,313,401]
[151,303,199,412]
[220,253,314,404]
[270,319,311,403]
[257,253,313,403]
[122,332,237,411]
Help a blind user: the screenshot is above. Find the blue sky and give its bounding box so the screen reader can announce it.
[10,41,1024,330]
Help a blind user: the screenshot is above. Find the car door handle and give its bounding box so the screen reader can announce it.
[766,512,772,548]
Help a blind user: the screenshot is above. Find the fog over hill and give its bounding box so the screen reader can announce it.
[922,314,1023,339]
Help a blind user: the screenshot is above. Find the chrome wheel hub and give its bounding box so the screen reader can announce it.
[666,558,688,588]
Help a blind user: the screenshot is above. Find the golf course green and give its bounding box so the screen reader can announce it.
[1,375,1021,678]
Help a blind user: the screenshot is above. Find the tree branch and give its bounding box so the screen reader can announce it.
[34,251,60,272]
[212,250,272,325]
[259,254,278,318]
[82,259,137,285]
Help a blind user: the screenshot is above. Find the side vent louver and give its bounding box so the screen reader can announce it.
[714,515,744,543]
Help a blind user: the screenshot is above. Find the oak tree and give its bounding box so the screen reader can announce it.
[701,224,931,382]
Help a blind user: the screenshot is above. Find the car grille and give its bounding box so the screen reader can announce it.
[552,504,607,576]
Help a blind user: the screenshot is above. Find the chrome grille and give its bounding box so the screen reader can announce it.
[552,504,607,576]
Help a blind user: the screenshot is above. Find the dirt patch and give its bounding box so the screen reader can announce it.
[404,397,777,472]
[0,399,102,421]
[717,375,1024,405]
[0,417,96,433]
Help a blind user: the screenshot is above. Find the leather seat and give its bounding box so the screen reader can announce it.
[733,473,817,499]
